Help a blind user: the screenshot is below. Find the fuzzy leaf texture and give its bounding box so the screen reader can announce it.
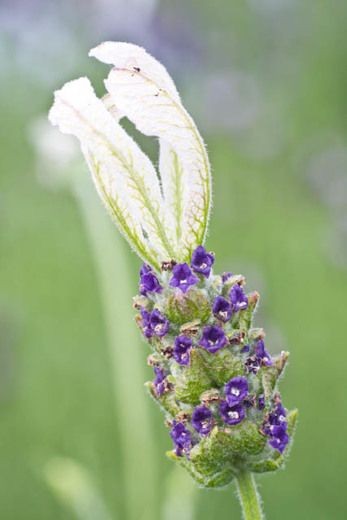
[49,42,212,269]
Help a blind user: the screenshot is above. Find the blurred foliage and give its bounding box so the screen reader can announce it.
[0,0,347,519]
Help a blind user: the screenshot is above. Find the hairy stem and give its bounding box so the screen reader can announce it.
[236,471,264,520]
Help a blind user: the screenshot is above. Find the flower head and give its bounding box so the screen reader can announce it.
[230,284,248,311]
[173,335,192,365]
[219,401,245,426]
[191,246,214,277]
[169,263,198,293]
[192,405,213,435]
[224,376,248,406]
[199,325,227,353]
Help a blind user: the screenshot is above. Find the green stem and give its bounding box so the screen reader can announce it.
[236,471,264,520]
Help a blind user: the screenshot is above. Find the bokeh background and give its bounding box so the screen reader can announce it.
[1,1,347,518]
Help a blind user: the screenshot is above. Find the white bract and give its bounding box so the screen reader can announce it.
[49,42,211,270]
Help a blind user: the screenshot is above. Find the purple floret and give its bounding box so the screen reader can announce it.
[169,263,199,293]
[153,366,166,396]
[219,401,245,426]
[150,309,169,337]
[264,401,289,453]
[141,309,152,338]
[224,376,248,406]
[212,296,232,322]
[192,405,213,435]
[268,428,289,453]
[170,422,192,456]
[199,325,227,353]
[139,263,152,276]
[140,308,169,338]
[230,284,248,312]
[255,339,273,366]
[173,335,193,365]
[139,271,162,296]
[191,246,214,277]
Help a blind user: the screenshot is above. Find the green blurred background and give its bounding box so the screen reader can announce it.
[1,1,347,518]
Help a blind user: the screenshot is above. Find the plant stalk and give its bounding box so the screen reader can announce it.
[236,471,264,520]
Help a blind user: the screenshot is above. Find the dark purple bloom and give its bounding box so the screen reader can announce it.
[191,246,214,277]
[245,355,260,374]
[220,401,245,426]
[258,394,265,410]
[269,402,287,426]
[230,284,248,311]
[212,296,232,322]
[140,263,152,276]
[139,272,162,296]
[222,272,233,282]
[170,422,192,456]
[192,405,213,435]
[173,335,192,365]
[268,428,289,453]
[255,339,272,366]
[240,344,250,354]
[153,366,166,396]
[263,401,289,453]
[169,263,199,293]
[199,325,227,353]
[141,309,153,338]
[224,376,248,406]
[150,309,169,337]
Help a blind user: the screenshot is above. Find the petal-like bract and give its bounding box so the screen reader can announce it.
[49,77,175,270]
[90,42,212,262]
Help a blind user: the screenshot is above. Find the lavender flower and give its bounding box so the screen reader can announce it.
[153,367,167,396]
[50,37,296,495]
[139,271,162,296]
[191,245,214,277]
[212,295,232,322]
[224,376,248,406]
[192,405,213,435]
[170,422,192,456]
[255,339,273,366]
[220,401,245,426]
[141,309,153,338]
[263,402,289,453]
[230,284,248,311]
[150,309,169,337]
[199,325,227,353]
[141,309,169,338]
[140,263,152,276]
[268,429,289,453]
[173,335,192,365]
[169,263,199,293]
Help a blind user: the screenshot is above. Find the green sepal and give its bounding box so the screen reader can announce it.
[163,288,211,325]
[166,450,235,488]
[173,349,212,404]
[199,348,244,388]
[261,351,289,399]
